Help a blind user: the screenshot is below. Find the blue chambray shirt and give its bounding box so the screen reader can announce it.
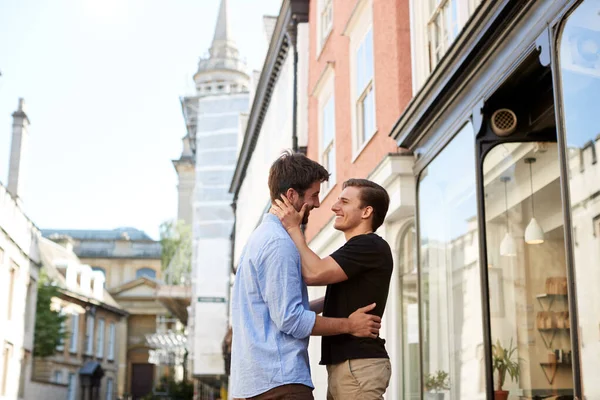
[230,213,316,398]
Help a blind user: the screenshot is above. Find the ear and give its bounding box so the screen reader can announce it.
[361,206,374,220]
[285,188,298,203]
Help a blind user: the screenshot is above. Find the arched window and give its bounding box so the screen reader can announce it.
[136,268,156,279]
[398,221,419,399]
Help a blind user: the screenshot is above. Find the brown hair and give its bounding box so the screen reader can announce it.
[343,179,390,231]
[268,151,330,202]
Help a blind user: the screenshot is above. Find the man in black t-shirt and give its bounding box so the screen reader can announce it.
[271,178,393,400]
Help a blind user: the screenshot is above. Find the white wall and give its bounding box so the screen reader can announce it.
[0,184,40,400]
[192,92,249,377]
[234,47,295,263]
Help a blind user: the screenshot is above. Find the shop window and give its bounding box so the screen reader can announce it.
[556,1,600,396]
[483,142,574,398]
[418,124,484,400]
[418,123,484,399]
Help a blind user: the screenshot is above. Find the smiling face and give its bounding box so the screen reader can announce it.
[331,186,372,232]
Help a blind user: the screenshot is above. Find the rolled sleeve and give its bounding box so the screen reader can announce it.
[258,239,316,339]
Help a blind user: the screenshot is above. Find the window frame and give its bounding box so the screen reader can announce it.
[317,0,334,53]
[69,313,79,354]
[96,318,105,359]
[85,314,94,356]
[346,1,377,159]
[107,323,116,361]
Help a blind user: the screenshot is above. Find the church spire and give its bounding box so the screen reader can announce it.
[212,0,233,48]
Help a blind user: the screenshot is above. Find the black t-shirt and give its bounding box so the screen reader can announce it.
[320,233,393,365]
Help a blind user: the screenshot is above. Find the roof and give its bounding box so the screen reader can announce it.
[38,237,125,312]
[42,227,153,241]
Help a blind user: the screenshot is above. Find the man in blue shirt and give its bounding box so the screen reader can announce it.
[231,152,381,400]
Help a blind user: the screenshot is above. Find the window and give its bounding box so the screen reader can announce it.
[320,95,336,192]
[106,377,114,400]
[1,342,12,396]
[7,263,18,320]
[136,268,156,279]
[25,281,36,334]
[67,373,77,400]
[398,223,419,399]
[85,314,94,355]
[418,124,484,399]
[318,0,333,50]
[96,319,105,358]
[56,315,66,352]
[355,28,375,146]
[69,313,79,353]
[411,0,482,90]
[54,370,63,384]
[557,1,600,394]
[107,323,116,361]
[18,350,28,398]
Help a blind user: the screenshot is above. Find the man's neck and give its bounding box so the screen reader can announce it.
[343,224,373,241]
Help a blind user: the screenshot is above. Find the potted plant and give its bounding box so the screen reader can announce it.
[492,338,521,400]
[424,370,450,400]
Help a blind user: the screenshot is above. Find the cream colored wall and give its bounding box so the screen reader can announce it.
[80,257,161,290]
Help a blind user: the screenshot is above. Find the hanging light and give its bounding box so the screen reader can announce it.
[524,157,544,244]
[499,176,516,257]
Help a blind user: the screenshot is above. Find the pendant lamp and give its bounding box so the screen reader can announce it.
[524,158,544,244]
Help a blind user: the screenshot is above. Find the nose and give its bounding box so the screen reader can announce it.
[331,201,340,212]
[313,197,321,209]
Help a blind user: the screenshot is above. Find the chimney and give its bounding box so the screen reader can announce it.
[7,98,30,204]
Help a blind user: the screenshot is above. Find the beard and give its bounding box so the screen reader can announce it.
[294,199,311,225]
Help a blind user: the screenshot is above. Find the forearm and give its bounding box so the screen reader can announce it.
[309,296,325,314]
[288,227,325,281]
[311,315,349,336]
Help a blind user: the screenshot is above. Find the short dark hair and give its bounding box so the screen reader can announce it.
[343,179,390,231]
[268,151,330,202]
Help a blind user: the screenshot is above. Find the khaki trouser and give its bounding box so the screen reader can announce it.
[234,384,314,400]
[326,358,391,400]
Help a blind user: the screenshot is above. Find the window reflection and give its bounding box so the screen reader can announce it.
[418,123,484,400]
[483,143,574,399]
[399,222,419,400]
[558,0,600,397]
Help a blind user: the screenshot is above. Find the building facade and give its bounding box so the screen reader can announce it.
[0,99,40,400]
[42,228,168,399]
[303,0,415,398]
[27,236,127,400]
[391,0,600,398]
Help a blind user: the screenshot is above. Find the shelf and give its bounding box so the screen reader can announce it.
[539,362,571,384]
[536,293,568,312]
[537,328,570,348]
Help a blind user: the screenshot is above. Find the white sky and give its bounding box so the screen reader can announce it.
[0,0,282,239]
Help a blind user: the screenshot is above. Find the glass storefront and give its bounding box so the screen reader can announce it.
[557,0,600,397]
[418,124,484,400]
[400,1,599,399]
[483,143,574,399]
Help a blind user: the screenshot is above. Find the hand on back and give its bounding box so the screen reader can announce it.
[348,303,381,338]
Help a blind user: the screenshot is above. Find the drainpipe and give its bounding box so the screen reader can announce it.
[287,19,301,154]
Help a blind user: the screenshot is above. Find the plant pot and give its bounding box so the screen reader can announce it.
[494,390,509,400]
[425,393,445,400]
